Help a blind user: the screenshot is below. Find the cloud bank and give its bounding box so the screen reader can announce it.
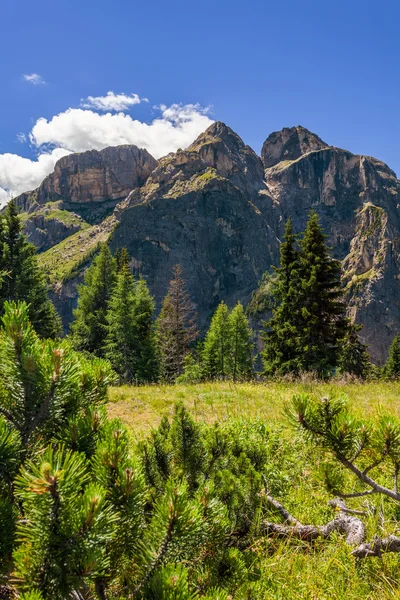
[0,97,213,206]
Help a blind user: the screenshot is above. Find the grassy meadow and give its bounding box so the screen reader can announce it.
[108,380,400,599]
[108,380,400,438]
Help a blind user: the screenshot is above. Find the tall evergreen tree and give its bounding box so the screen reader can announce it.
[228,302,254,381]
[104,266,158,383]
[0,200,61,338]
[70,244,116,354]
[338,324,371,379]
[131,277,159,382]
[104,262,137,382]
[115,247,129,272]
[262,218,303,376]
[297,212,348,377]
[202,301,231,380]
[385,333,400,379]
[156,265,198,381]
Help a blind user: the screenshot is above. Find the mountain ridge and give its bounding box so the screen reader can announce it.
[12,122,400,362]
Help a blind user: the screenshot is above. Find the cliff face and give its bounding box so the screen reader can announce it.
[261,130,400,360]
[13,122,400,362]
[112,123,281,329]
[38,145,157,205]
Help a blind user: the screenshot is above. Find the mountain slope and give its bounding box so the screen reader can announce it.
[12,123,400,362]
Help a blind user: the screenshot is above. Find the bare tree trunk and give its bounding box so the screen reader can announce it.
[262,495,400,557]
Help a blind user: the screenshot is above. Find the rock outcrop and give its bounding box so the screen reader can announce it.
[13,122,400,362]
[261,133,400,361]
[15,145,158,224]
[111,124,281,329]
[262,126,329,168]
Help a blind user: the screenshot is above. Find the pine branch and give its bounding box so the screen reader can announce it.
[336,452,400,502]
[0,406,22,431]
[133,515,175,596]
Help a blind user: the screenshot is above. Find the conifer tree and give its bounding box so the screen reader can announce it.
[131,277,159,382]
[228,302,254,381]
[0,200,61,338]
[104,266,158,382]
[115,246,130,272]
[104,262,138,382]
[71,244,116,354]
[202,301,232,380]
[385,333,400,379]
[338,324,371,379]
[156,265,198,381]
[297,212,348,377]
[262,218,303,375]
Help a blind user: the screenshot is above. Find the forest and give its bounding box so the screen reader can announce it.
[1,201,400,599]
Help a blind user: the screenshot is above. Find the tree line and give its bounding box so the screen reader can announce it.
[1,200,400,382]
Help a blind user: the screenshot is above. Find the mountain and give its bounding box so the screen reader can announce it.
[13,123,400,362]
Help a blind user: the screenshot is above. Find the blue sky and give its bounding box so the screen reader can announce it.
[1,0,400,201]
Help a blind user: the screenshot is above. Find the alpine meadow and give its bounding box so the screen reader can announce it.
[3,5,400,594]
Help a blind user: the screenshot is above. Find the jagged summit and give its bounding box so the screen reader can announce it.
[188,121,265,195]
[189,121,247,152]
[261,125,329,169]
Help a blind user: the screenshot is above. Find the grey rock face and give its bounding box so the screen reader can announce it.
[262,126,328,168]
[111,125,281,329]
[23,212,84,252]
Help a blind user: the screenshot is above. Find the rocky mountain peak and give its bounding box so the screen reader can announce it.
[188,121,265,195]
[262,125,329,168]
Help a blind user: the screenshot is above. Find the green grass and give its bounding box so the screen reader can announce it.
[108,380,400,439]
[38,216,115,282]
[108,380,400,598]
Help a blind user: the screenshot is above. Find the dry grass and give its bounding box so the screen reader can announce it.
[107,380,400,439]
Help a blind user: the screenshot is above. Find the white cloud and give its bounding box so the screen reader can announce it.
[0,148,71,207]
[23,73,46,85]
[30,103,213,159]
[0,99,214,205]
[81,91,147,111]
[16,133,27,144]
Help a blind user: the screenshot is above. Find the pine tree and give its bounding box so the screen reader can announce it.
[338,324,371,379]
[297,212,348,377]
[104,262,138,382]
[385,333,400,379]
[202,302,232,380]
[262,218,303,376]
[71,244,116,354]
[156,265,198,381]
[104,267,158,383]
[228,302,254,381]
[131,277,159,382]
[0,200,61,338]
[115,247,129,272]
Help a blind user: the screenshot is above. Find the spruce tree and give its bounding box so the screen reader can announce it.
[202,301,232,380]
[104,262,137,382]
[262,218,303,376]
[131,277,159,382]
[338,324,371,379]
[385,333,400,378]
[228,302,254,381]
[104,267,158,383]
[156,265,198,381]
[0,200,61,338]
[70,244,116,354]
[297,212,348,377]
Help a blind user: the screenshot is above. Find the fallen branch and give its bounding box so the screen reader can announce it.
[262,496,365,545]
[262,495,400,556]
[352,535,400,557]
